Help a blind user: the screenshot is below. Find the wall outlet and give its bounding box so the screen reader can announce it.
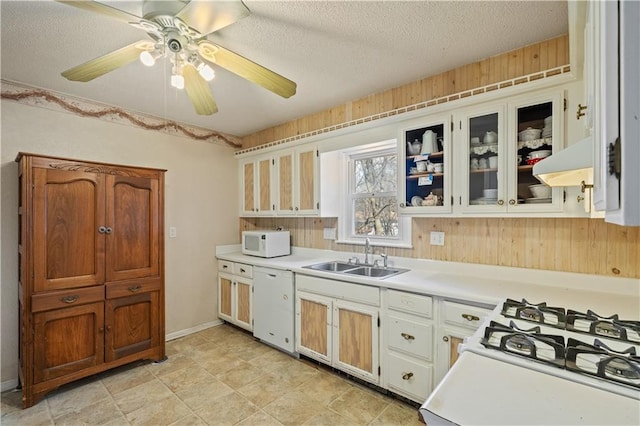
[323,227,337,240]
[169,227,177,238]
[430,231,445,246]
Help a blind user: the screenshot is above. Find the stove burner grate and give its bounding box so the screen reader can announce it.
[566,338,640,389]
[566,310,640,343]
[501,298,566,328]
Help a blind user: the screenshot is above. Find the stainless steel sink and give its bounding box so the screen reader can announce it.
[343,266,405,278]
[303,261,409,279]
[304,261,359,272]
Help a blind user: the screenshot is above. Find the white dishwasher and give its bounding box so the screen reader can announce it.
[253,267,296,354]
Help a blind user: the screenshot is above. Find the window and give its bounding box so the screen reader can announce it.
[338,140,411,248]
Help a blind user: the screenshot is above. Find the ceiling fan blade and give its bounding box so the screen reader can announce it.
[183,64,219,115]
[61,41,154,82]
[198,41,296,99]
[56,0,140,23]
[176,0,250,36]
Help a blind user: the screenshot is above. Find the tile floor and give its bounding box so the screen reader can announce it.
[1,324,424,425]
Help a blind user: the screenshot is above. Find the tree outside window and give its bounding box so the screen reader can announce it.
[351,152,398,238]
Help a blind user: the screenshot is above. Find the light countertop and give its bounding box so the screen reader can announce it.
[216,245,640,318]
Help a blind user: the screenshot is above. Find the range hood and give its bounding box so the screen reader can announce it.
[533,136,593,187]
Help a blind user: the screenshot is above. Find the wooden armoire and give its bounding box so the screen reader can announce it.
[16,153,166,408]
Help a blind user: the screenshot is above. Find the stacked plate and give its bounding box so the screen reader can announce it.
[542,116,552,138]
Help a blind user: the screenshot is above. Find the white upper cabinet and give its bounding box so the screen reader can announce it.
[239,155,274,216]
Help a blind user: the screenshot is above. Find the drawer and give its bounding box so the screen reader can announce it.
[443,301,492,330]
[106,279,161,299]
[387,315,433,361]
[235,263,253,279]
[32,286,104,313]
[218,260,234,274]
[386,352,432,402]
[387,289,432,318]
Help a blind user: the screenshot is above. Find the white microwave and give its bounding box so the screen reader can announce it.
[242,230,291,258]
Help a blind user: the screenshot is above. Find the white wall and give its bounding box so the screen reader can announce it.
[0,100,239,387]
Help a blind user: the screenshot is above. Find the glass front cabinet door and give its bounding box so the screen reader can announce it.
[399,115,452,214]
[507,92,564,212]
[459,91,564,214]
[459,104,507,212]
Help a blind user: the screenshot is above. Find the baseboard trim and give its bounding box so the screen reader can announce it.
[1,379,20,393]
[165,320,223,342]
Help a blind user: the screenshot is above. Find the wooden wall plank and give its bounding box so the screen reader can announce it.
[241,216,639,278]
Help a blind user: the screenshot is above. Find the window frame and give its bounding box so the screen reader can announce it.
[336,140,412,249]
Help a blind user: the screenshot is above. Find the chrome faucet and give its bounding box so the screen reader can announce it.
[380,253,388,268]
[364,238,372,265]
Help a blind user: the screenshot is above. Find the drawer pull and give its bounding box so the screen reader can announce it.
[462,313,480,322]
[240,268,246,273]
[401,332,415,341]
[402,372,414,380]
[60,295,79,304]
[128,285,142,293]
[222,265,228,269]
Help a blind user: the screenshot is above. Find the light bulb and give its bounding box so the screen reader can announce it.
[198,64,215,81]
[139,51,155,67]
[171,74,185,90]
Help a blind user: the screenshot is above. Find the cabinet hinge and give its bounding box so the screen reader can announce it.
[377,317,380,327]
[273,204,275,211]
[378,366,381,376]
[459,121,462,130]
[459,196,462,205]
[451,121,454,132]
[563,98,567,111]
[451,196,454,206]
[563,190,567,203]
[272,159,275,165]
[316,150,319,157]
[316,202,320,209]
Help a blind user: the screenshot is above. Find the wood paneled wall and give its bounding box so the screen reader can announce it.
[240,217,640,278]
[239,35,639,279]
[241,35,569,148]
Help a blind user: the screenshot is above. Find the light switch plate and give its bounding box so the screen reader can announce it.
[323,227,337,240]
[169,227,177,238]
[430,231,445,246]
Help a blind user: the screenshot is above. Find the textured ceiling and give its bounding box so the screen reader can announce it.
[1,1,568,137]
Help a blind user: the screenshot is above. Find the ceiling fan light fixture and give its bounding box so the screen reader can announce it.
[198,63,215,81]
[139,50,156,67]
[171,73,185,90]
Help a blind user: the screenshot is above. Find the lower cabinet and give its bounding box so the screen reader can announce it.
[295,275,380,384]
[434,299,493,385]
[217,261,253,331]
[382,289,435,402]
[31,279,164,388]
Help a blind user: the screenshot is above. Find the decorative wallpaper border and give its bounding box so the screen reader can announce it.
[235,65,571,156]
[0,80,242,149]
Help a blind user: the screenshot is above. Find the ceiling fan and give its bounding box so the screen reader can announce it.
[57,0,297,115]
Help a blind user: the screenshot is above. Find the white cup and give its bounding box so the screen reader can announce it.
[427,162,435,172]
[479,158,488,169]
[470,158,479,169]
[416,161,427,172]
[470,137,480,145]
[434,163,443,173]
[488,156,498,169]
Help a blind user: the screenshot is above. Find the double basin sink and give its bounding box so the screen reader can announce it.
[303,260,409,279]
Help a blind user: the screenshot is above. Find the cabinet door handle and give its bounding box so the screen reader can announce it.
[509,199,516,205]
[295,207,299,211]
[443,336,449,342]
[402,372,414,380]
[497,199,504,206]
[128,285,142,293]
[462,313,480,322]
[401,332,415,341]
[105,227,113,234]
[60,295,79,304]
[98,226,107,234]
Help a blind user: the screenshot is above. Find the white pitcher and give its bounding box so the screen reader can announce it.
[421,130,438,154]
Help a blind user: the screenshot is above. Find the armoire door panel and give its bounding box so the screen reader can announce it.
[33,168,105,292]
[33,302,104,383]
[105,175,159,282]
[105,291,159,362]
